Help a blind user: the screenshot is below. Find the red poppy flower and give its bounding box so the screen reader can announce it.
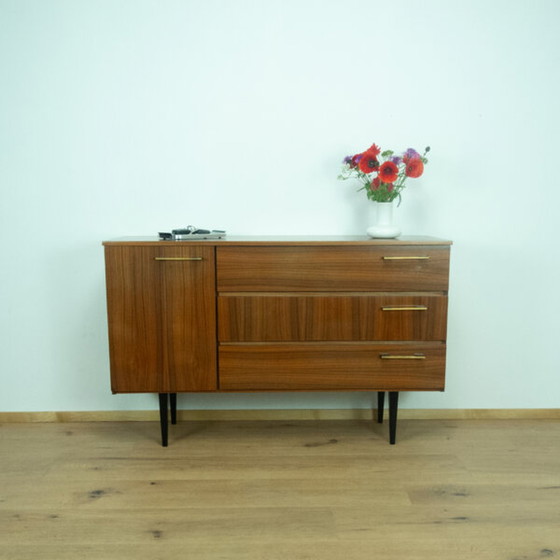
[366,143,381,157]
[370,177,381,191]
[358,151,379,174]
[405,157,424,178]
[378,161,399,183]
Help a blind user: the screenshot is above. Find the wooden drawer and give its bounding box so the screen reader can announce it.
[219,343,446,391]
[217,245,450,292]
[218,294,448,342]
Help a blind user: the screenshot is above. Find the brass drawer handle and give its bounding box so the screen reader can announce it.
[382,306,428,311]
[154,257,203,261]
[382,256,430,260]
[380,353,426,360]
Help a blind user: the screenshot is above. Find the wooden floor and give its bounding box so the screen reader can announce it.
[1,418,559,560]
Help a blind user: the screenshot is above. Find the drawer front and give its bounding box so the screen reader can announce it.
[217,246,450,292]
[218,294,448,342]
[219,343,446,391]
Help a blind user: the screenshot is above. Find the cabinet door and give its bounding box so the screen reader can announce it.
[104,246,217,393]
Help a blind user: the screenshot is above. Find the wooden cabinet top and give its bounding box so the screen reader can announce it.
[103,235,452,247]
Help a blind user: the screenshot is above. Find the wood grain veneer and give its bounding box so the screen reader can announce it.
[219,342,446,391]
[104,245,217,393]
[218,293,448,342]
[216,245,450,292]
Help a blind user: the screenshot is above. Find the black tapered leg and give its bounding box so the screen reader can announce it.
[377,392,385,423]
[158,393,168,447]
[388,391,399,445]
[170,393,177,425]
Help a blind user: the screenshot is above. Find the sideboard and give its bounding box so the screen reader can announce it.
[103,236,452,446]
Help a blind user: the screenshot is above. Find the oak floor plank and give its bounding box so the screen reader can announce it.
[36,453,466,482]
[2,534,559,560]
[0,507,336,544]
[0,478,411,510]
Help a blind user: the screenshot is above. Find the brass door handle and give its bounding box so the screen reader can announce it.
[382,256,430,260]
[380,354,426,360]
[381,306,428,311]
[154,257,203,261]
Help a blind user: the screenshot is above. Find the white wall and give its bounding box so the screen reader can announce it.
[1,0,559,412]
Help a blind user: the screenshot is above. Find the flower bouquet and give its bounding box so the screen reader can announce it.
[339,143,430,205]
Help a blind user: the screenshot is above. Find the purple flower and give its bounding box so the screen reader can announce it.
[404,148,420,160]
[343,156,353,164]
[391,156,402,165]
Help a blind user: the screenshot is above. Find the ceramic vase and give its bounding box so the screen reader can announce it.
[366,201,401,239]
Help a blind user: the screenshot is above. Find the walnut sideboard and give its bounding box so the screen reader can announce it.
[103,236,452,445]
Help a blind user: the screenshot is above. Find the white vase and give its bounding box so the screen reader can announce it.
[366,202,401,239]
